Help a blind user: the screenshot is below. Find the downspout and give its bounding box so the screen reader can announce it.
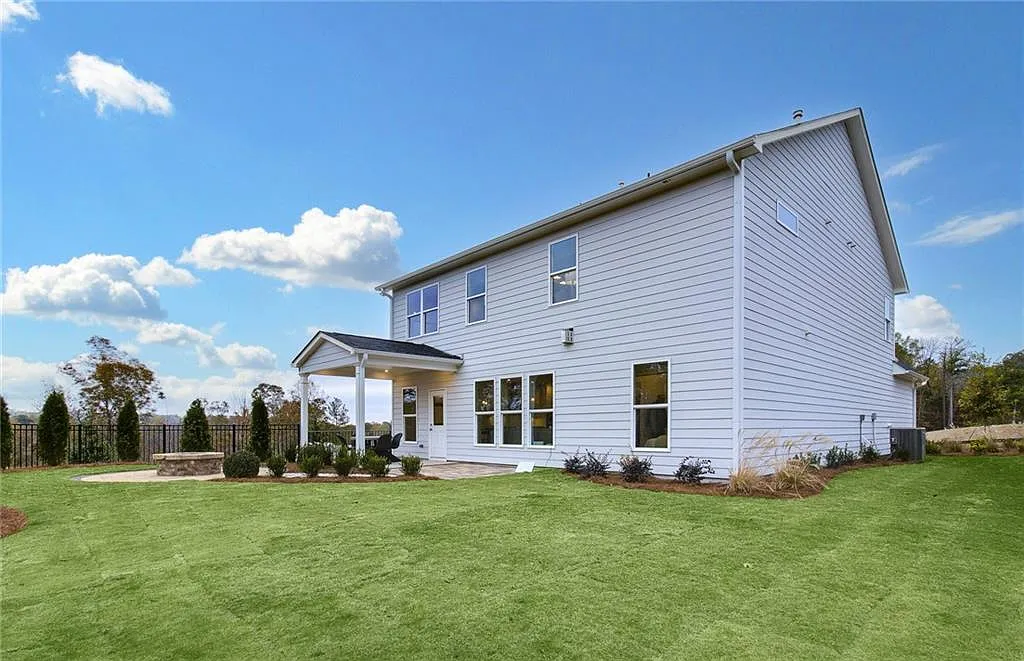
[729,148,746,475]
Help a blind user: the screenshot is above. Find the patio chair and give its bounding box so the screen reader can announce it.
[372,433,402,463]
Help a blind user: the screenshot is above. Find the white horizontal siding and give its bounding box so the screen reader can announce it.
[391,172,736,475]
[741,123,909,469]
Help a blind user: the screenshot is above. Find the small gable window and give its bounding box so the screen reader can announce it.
[776,200,799,235]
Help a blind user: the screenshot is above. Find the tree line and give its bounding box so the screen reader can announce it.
[896,333,1023,430]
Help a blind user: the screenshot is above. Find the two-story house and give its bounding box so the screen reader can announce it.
[291,108,926,476]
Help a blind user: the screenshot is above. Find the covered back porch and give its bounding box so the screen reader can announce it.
[291,331,463,452]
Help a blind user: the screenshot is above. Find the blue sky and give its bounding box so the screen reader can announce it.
[2,2,1022,418]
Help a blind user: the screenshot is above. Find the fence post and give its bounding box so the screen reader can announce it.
[162,425,168,454]
[231,424,237,454]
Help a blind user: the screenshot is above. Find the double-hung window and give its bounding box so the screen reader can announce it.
[406,284,439,338]
[527,373,554,446]
[474,379,495,445]
[776,200,799,235]
[549,235,578,304]
[632,361,669,450]
[402,387,417,442]
[466,267,487,324]
[499,376,523,446]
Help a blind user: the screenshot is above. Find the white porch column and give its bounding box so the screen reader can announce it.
[299,373,310,447]
[355,353,366,452]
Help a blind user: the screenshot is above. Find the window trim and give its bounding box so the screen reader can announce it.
[465,266,487,326]
[473,378,497,447]
[401,386,418,443]
[630,358,671,452]
[775,199,799,236]
[498,374,525,447]
[547,233,579,307]
[525,371,555,449]
[406,282,441,339]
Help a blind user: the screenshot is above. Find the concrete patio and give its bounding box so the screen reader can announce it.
[76,460,518,483]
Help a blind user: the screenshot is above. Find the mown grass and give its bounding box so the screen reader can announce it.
[2,457,1022,660]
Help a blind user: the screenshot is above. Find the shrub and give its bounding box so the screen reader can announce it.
[968,437,989,455]
[115,399,141,462]
[248,396,271,461]
[1,397,14,470]
[358,448,378,471]
[578,451,611,479]
[891,445,910,462]
[859,443,880,463]
[284,444,299,463]
[771,458,826,493]
[400,455,422,476]
[619,455,653,483]
[334,452,357,477]
[1003,439,1020,452]
[364,452,389,478]
[267,455,287,477]
[940,439,962,455]
[300,443,333,466]
[792,451,822,468]
[562,453,585,474]
[223,450,260,478]
[674,456,715,483]
[825,445,857,468]
[69,428,113,464]
[299,453,323,477]
[38,390,71,466]
[925,440,943,455]
[181,399,212,452]
[726,464,762,495]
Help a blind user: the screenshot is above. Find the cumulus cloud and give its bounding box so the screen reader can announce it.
[57,52,172,116]
[133,321,277,370]
[883,144,942,179]
[0,355,75,411]
[895,294,960,339]
[1,0,38,30]
[180,204,403,289]
[917,209,1024,246]
[1,254,196,324]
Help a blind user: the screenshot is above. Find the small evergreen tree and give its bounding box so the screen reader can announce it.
[1,397,13,470]
[180,399,212,451]
[38,390,71,466]
[116,399,141,461]
[249,396,271,461]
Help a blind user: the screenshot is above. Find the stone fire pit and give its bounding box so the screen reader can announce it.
[153,452,224,477]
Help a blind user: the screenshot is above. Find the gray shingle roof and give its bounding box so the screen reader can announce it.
[322,332,461,360]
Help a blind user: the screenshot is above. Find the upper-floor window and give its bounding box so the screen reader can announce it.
[776,200,799,235]
[466,267,487,324]
[884,297,893,342]
[406,283,439,338]
[549,235,578,305]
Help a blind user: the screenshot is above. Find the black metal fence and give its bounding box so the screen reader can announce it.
[9,422,394,468]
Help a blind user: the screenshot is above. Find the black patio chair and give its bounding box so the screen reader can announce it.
[372,433,402,463]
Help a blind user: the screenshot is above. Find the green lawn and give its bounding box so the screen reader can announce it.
[2,458,1022,660]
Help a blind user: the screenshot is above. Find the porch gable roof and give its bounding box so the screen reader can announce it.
[291,330,463,374]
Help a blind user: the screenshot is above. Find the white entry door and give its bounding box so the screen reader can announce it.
[428,389,447,459]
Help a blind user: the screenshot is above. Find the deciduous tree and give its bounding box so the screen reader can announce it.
[59,337,164,425]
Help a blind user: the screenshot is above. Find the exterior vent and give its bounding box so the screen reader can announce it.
[561,328,574,345]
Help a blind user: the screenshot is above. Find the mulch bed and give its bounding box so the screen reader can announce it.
[217,474,438,484]
[1,506,28,537]
[578,459,911,499]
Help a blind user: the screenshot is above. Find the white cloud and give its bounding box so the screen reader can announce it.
[135,320,213,347]
[133,321,276,370]
[883,144,942,178]
[134,256,198,287]
[210,343,277,370]
[917,209,1024,246]
[895,294,960,339]
[0,355,74,411]
[1,0,37,30]
[1,253,196,324]
[949,283,963,291]
[889,200,912,214]
[180,204,403,289]
[57,52,172,116]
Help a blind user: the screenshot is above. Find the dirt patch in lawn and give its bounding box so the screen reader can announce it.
[578,460,911,499]
[217,475,439,484]
[1,506,28,537]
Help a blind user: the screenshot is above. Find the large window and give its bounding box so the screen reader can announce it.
[528,373,554,447]
[406,284,439,338]
[402,387,417,442]
[549,235,578,305]
[632,361,669,450]
[776,199,799,235]
[474,379,495,445]
[499,376,523,446]
[466,267,487,325]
